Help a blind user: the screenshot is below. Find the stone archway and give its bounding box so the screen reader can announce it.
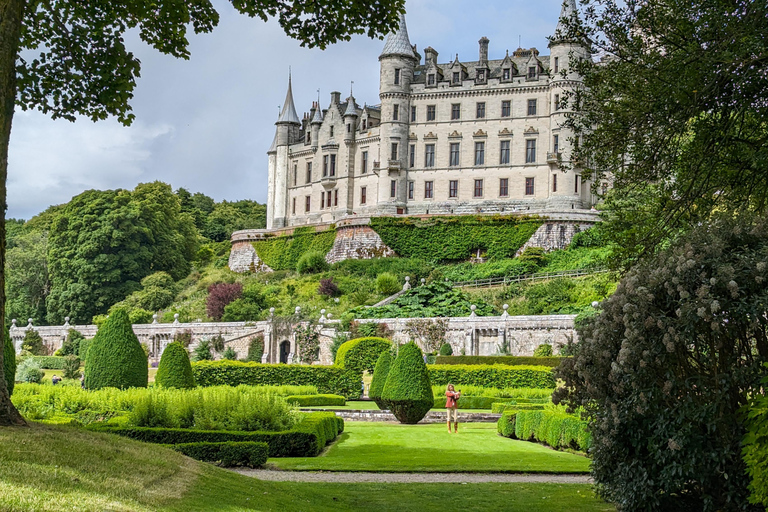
[279,340,291,364]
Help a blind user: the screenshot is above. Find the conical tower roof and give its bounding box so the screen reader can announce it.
[344,96,359,117]
[311,101,324,124]
[380,14,416,60]
[551,0,579,44]
[277,74,300,124]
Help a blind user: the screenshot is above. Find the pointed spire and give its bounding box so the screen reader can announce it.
[344,95,358,117]
[277,73,300,125]
[380,13,416,60]
[267,131,277,153]
[311,90,324,124]
[552,0,578,43]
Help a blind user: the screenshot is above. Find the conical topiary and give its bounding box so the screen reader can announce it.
[156,341,196,389]
[369,350,392,409]
[3,333,16,396]
[381,342,434,424]
[84,308,148,389]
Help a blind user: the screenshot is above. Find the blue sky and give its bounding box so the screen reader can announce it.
[8,0,567,219]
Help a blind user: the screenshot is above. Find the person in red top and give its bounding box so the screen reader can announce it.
[445,384,461,433]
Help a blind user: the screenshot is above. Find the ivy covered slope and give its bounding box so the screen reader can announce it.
[253,226,337,271]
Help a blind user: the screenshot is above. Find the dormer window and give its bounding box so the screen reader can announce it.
[428,74,436,86]
[478,70,485,81]
[362,119,367,130]
[394,68,401,85]
[453,72,460,83]
[528,66,537,79]
[503,68,510,80]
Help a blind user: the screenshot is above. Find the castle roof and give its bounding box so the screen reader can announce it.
[310,101,324,124]
[551,0,579,44]
[380,14,416,60]
[343,96,359,117]
[413,53,549,84]
[277,75,300,124]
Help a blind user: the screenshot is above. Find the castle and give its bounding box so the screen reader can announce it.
[265,1,597,230]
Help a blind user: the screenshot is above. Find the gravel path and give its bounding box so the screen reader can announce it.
[234,469,593,484]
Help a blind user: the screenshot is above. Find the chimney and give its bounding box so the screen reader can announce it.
[330,91,341,106]
[424,46,438,66]
[478,37,489,65]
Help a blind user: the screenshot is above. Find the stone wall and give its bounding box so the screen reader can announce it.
[228,241,273,273]
[325,218,395,264]
[516,219,592,254]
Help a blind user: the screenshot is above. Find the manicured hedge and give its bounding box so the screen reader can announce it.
[335,337,391,374]
[192,361,361,398]
[85,309,147,390]
[253,227,336,271]
[491,402,547,413]
[434,356,565,367]
[502,409,591,452]
[169,441,268,468]
[292,411,344,454]
[284,394,346,407]
[369,351,392,409]
[30,356,81,370]
[497,411,516,437]
[432,396,498,410]
[381,342,434,424]
[369,215,542,261]
[428,365,555,389]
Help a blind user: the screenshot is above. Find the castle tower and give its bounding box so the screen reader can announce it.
[343,94,359,214]
[269,75,301,228]
[378,14,418,213]
[547,0,589,209]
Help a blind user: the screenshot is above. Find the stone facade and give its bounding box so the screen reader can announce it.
[325,217,395,264]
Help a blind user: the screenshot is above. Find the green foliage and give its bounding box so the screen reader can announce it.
[84,309,148,390]
[58,329,84,356]
[284,394,346,407]
[192,339,214,362]
[15,358,44,384]
[743,370,768,507]
[439,343,453,356]
[428,365,555,389]
[221,347,237,360]
[513,408,591,452]
[5,230,49,326]
[497,411,517,437]
[381,342,434,424]
[331,257,434,281]
[292,411,346,455]
[352,281,495,319]
[114,272,178,314]
[334,337,391,374]
[329,333,347,363]
[430,385,553,401]
[45,183,198,324]
[253,228,336,271]
[491,402,547,413]
[432,396,499,410]
[3,335,15,396]
[156,342,196,389]
[29,355,81,371]
[533,344,553,357]
[375,272,400,295]
[78,338,92,362]
[438,258,541,283]
[500,274,617,316]
[169,441,269,468]
[370,216,542,261]
[201,200,267,242]
[246,335,264,362]
[296,250,330,274]
[517,247,546,267]
[222,283,267,322]
[128,309,154,324]
[191,361,361,398]
[369,351,392,409]
[434,356,564,367]
[62,356,81,380]
[21,330,44,355]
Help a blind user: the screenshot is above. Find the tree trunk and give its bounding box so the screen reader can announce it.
[0,0,27,427]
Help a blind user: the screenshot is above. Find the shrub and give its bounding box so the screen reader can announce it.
[284,394,346,407]
[439,343,453,356]
[381,342,434,424]
[428,365,555,389]
[62,355,82,380]
[156,342,196,389]
[369,350,392,409]
[192,339,214,362]
[15,358,44,384]
[434,356,564,367]
[517,246,547,267]
[222,283,268,322]
[246,335,264,362]
[21,330,44,355]
[296,250,329,274]
[744,373,768,507]
[533,344,553,357]
[3,334,15,396]
[222,347,237,360]
[170,441,268,468]
[491,402,547,413]
[375,272,400,295]
[206,282,243,321]
[192,361,361,398]
[84,308,148,390]
[129,308,154,325]
[514,408,591,452]
[497,411,517,437]
[334,337,391,374]
[318,278,341,297]
[430,385,553,401]
[29,356,80,370]
[59,329,84,356]
[329,333,347,363]
[78,338,92,362]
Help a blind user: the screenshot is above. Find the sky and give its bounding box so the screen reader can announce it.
[8,0,567,220]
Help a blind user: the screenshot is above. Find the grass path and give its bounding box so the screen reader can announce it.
[236,469,592,484]
[269,421,591,473]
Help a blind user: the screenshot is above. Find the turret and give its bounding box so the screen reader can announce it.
[343,94,359,142]
[548,0,588,82]
[269,75,301,228]
[310,100,323,149]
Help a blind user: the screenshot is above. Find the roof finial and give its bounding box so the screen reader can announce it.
[350,81,354,97]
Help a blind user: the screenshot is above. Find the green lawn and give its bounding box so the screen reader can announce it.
[270,422,591,473]
[0,423,613,512]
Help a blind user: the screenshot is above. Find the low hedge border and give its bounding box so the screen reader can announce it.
[284,394,346,407]
[192,361,361,398]
[293,411,344,455]
[432,396,498,410]
[435,356,565,367]
[498,411,517,437]
[497,409,591,452]
[30,356,80,370]
[168,441,268,468]
[491,402,548,413]
[428,365,556,389]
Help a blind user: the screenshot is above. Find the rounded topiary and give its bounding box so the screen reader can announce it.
[381,341,434,424]
[369,350,392,409]
[439,343,453,356]
[533,344,553,357]
[296,250,329,274]
[84,308,148,390]
[3,334,16,396]
[156,341,196,389]
[335,337,391,374]
[375,272,400,295]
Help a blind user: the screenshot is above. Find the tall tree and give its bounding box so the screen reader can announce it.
[0,0,405,426]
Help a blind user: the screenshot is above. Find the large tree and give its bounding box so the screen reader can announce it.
[0,0,404,425]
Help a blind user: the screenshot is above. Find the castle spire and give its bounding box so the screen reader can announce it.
[551,0,579,44]
[379,13,416,60]
[276,73,300,124]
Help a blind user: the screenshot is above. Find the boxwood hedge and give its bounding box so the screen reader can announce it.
[284,394,346,407]
[510,409,591,452]
[30,356,81,370]
[191,361,361,398]
[169,441,268,468]
[155,342,195,389]
[381,342,434,424]
[497,411,517,437]
[334,337,391,374]
[431,396,498,410]
[434,356,565,367]
[369,350,393,409]
[427,364,555,389]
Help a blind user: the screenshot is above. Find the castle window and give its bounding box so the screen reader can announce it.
[575,175,580,194]
[500,178,509,197]
[362,119,367,130]
[306,132,311,144]
[323,155,328,177]
[474,179,484,198]
[347,123,351,133]
[330,126,334,137]
[292,197,296,214]
[503,68,510,80]
[527,99,537,116]
[394,68,401,85]
[305,195,311,212]
[391,143,399,161]
[409,144,415,167]
[553,135,559,154]
[408,181,414,199]
[474,141,485,166]
[393,104,399,121]
[451,104,460,120]
[425,181,434,199]
[334,189,339,206]
[528,66,537,78]
[526,139,536,163]
[293,162,297,186]
[449,143,460,167]
[362,151,368,174]
[330,154,336,177]
[361,186,367,204]
[453,72,460,84]
[554,57,559,73]
[500,140,510,164]
[411,106,417,122]
[306,162,312,183]
[449,180,458,198]
[501,100,511,117]
[554,94,560,111]
[476,102,485,119]
[552,174,558,192]
[428,74,435,86]
[424,144,435,167]
[321,191,325,209]
[525,178,535,195]
[427,105,436,122]
[391,180,397,198]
